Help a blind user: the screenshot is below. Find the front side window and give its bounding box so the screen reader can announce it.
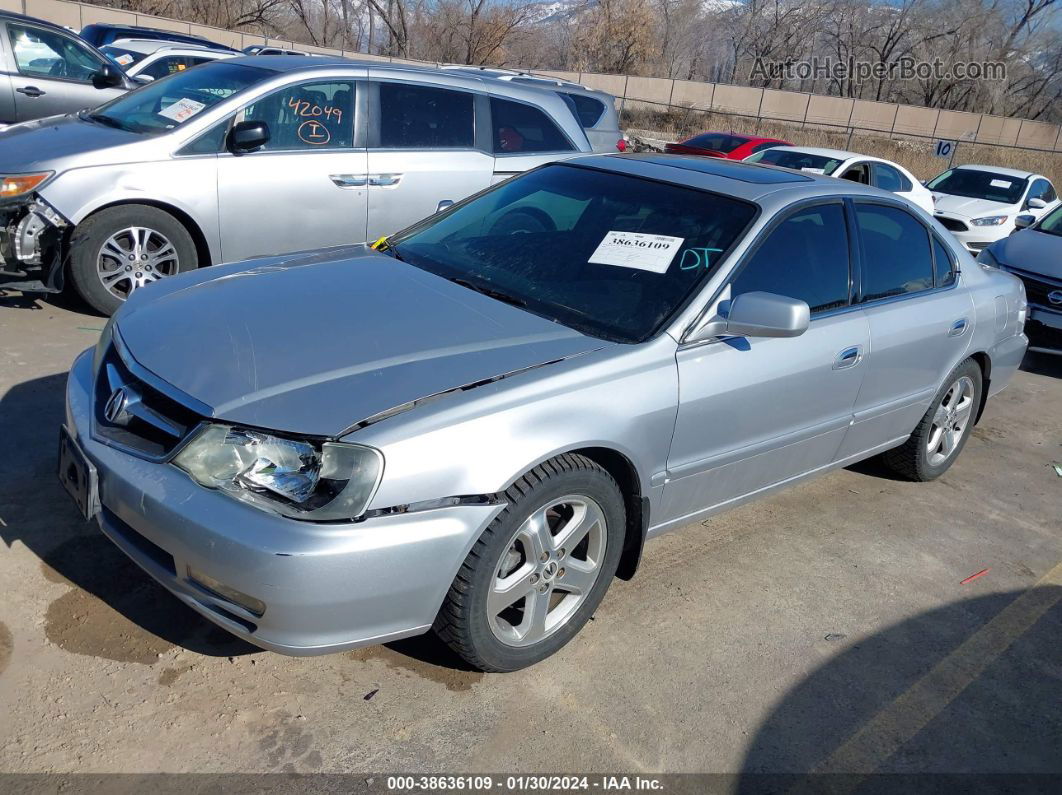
[730,204,851,314]
[926,169,1028,205]
[379,82,474,148]
[1028,178,1056,204]
[839,163,870,185]
[388,164,756,343]
[87,62,272,136]
[856,204,934,301]
[9,22,102,82]
[236,80,355,150]
[491,97,572,154]
[872,162,910,192]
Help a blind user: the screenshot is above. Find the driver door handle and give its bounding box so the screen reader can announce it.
[16,86,45,97]
[330,174,367,188]
[833,345,864,370]
[368,173,402,187]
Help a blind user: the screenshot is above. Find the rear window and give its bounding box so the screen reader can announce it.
[558,92,606,127]
[746,148,843,175]
[685,133,749,153]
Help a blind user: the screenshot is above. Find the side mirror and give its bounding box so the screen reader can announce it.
[92,63,126,89]
[229,120,270,154]
[1013,213,1035,231]
[687,291,810,343]
[1026,197,1047,210]
[436,200,454,213]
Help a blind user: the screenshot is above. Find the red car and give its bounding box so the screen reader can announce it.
[664,131,792,160]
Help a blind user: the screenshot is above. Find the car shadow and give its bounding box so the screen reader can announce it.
[737,587,1061,788]
[0,288,98,315]
[0,372,256,661]
[1021,348,1062,378]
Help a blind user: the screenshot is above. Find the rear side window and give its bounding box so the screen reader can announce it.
[730,203,851,314]
[932,236,957,287]
[872,162,912,193]
[856,204,934,301]
[491,97,572,154]
[559,92,606,127]
[379,83,474,148]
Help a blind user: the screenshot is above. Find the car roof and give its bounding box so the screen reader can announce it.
[104,38,222,54]
[953,164,1038,179]
[440,66,610,98]
[565,153,900,204]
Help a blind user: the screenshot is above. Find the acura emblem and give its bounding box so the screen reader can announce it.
[104,387,129,424]
[1049,290,1062,306]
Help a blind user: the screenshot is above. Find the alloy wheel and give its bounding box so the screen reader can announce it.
[926,375,975,466]
[96,226,180,300]
[489,495,607,647]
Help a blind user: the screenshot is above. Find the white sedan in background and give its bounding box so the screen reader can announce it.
[926,165,1057,254]
[744,146,934,213]
[101,39,235,82]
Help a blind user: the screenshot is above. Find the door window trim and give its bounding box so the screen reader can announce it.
[5,21,106,86]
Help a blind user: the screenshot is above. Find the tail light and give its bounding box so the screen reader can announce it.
[616,138,627,152]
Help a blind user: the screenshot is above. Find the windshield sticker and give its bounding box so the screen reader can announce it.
[801,167,826,174]
[589,231,684,274]
[989,179,1013,189]
[157,97,207,123]
[113,54,134,66]
[679,247,724,270]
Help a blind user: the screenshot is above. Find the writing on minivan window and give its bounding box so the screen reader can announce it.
[287,95,343,124]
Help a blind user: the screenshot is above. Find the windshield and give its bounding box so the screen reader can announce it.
[100,45,149,70]
[927,169,1028,204]
[1035,203,1062,236]
[388,164,757,343]
[85,62,272,135]
[744,148,843,175]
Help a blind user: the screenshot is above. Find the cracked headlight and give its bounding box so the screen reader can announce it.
[970,215,1008,226]
[174,425,383,521]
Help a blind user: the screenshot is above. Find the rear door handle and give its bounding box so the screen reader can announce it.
[16,86,45,97]
[833,345,864,370]
[948,318,969,337]
[368,173,402,187]
[330,174,367,188]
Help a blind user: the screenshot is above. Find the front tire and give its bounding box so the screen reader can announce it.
[68,205,198,316]
[434,454,625,672]
[881,358,982,481]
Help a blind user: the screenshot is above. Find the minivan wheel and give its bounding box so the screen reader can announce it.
[881,358,982,481]
[434,454,625,672]
[68,205,198,316]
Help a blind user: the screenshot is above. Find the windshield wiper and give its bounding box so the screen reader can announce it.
[83,111,125,130]
[448,277,528,309]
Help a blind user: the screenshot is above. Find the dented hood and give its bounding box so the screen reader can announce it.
[116,250,598,437]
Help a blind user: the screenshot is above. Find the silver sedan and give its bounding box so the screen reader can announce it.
[60,155,1029,670]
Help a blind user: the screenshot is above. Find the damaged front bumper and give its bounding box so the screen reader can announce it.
[0,196,70,293]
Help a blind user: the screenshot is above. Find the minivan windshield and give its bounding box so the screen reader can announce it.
[744,148,843,174]
[388,164,757,343]
[926,168,1028,204]
[84,62,272,135]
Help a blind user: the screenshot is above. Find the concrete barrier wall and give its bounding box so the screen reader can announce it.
[11,0,1061,153]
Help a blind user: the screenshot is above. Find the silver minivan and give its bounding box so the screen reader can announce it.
[0,56,618,314]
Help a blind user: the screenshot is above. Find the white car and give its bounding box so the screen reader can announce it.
[743,146,934,213]
[101,39,235,82]
[926,165,1057,254]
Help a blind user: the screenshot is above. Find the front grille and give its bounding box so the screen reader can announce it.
[1008,267,1062,311]
[94,343,203,459]
[935,215,968,232]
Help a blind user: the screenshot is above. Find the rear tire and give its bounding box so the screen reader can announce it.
[68,205,198,316]
[433,454,625,672]
[881,358,982,481]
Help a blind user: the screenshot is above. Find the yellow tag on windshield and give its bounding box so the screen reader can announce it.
[370,236,389,251]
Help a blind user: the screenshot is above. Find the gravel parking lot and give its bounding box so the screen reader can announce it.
[0,292,1059,777]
